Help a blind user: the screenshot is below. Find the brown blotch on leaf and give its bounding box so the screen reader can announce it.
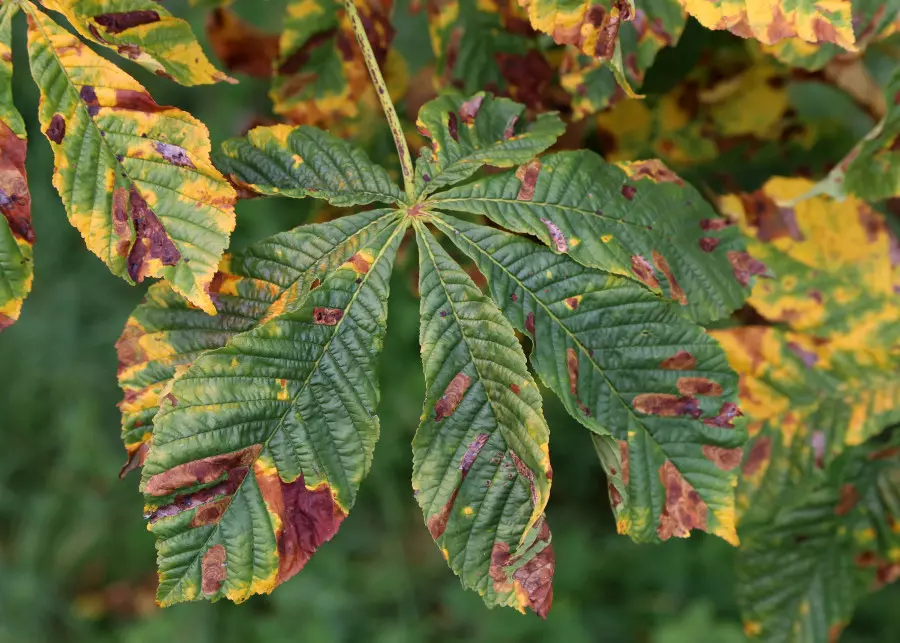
[657,461,707,540]
[126,186,181,282]
[619,440,630,485]
[201,544,227,595]
[94,11,161,34]
[206,8,279,78]
[190,497,232,527]
[609,482,623,507]
[540,217,568,252]
[676,377,723,397]
[630,254,659,289]
[628,159,684,185]
[346,253,371,275]
[254,470,346,584]
[727,250,767,287]
[80,85,100,117]
[144,444,262,496]
[503,115,518,140]
[156,142,195,168]
[565,296,579,310]
[632,393,701,418]
[495,51,554,112]
[857,205,885,243]
[699,237,720,252]
[510,383,521,395]
[46,114,66,144]
[0,122,34,247]
[510,450,538,506]
[447,111,459,142]
[515,159,541,201]
[525,311,536,340]
[277,30,336,76]
[458,95,483,124]
[118,441,150,479]
[434,373,471,421]
[114,89,165,113]
[835,484,860,516]
[700,218,730,231]
[868,446,900,461]
[621,184,636,200]
[313,307,343,325]
[740,192,804,241]
[703,401,742,428]
[511,521,554,618]
[660,350,696,370]
[702,445,743,471]
[490,520,554,618]
[565,348,579,395]
[428,433,490,539]
[742,437,771,476]
[652,250,687,305]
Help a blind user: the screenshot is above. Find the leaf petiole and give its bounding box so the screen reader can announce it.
[341,0,415,202]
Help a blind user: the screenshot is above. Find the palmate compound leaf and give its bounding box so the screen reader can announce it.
[0,2,33,332]
[214,124,404,206]
[812,68,900,202]
[709,179,900,640]
[678,0,857,51]
[735,438,900,643]
[139,213,405,605]
[711,178,900,523]
[41,0,234,86]
[427,151,752,323]
[25,5,236,314]
[413,92,566,197]
[413,224,554,616]
[116,210,399,476]
[431,213,745,544]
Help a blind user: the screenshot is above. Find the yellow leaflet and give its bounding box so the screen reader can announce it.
[679,0,856,51]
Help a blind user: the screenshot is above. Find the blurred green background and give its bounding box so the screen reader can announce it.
[1,2,899,642]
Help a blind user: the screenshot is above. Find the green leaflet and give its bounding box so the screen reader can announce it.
[41,0,233,86]
[215,124,404,206]
[0,1,33,331]
[813,68,900,202]
[26,5,236,314]
[141,216,405,606]
[433,213,745,544]
[737,439,900,642]
[413,92,565,197]
[428,151,750,323]
[116,209,398,475]
[413,224,553,616]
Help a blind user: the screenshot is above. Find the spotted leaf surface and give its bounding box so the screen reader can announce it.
[762,0,900,69]
[116,210,398,476]
[26,6,236,314]
[413,224,554,617]
[560,0,686,118]
[215,124,403,206]
[434,214,745,544]
[270,0,393,128]
[712,179,900,524]
[141,218,404,605]
[680,0,857,50]
[42,0,233,86]
[413,92,565,196]
[0,2,32,331]
[517,0,636,59]
[428,151,750,323]
[736,439,900,642]
[815,68,900,201]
